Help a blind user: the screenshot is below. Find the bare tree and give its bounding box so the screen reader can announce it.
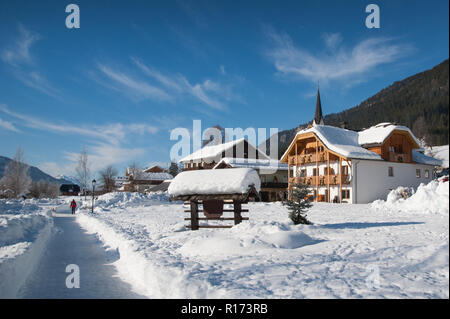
[75,148,90,200]
[126,162,144,192]
[99,165,118,193]
[127,162,143,179]
[0,147,32,198]
[28,180,59,198]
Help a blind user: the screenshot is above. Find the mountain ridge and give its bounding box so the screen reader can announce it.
[265,59,449,158]
[0,155,72,185]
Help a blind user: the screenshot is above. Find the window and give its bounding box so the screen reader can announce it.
[342,189,350,199]
[313,168,317,176]
[389,146,395,152]
[416,169,421,178]
[388,167,394,177]
[300,169,306,177]
[425,170,430,179]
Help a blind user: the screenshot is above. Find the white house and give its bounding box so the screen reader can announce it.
[179,138,270,170]
[281,90,442,204]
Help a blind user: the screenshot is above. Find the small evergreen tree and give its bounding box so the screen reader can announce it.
[284,182,312,225]
[169,162,179,177]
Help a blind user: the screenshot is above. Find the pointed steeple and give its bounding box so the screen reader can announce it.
[313,86,324,126]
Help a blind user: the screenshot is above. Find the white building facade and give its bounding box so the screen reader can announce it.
[282,123,441,204]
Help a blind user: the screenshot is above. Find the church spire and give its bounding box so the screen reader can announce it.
[313,86,324,126]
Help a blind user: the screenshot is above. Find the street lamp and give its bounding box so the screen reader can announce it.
[91,179,96,214]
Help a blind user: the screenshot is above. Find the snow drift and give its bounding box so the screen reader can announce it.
[372,180,449,214]
[0,200,53,298]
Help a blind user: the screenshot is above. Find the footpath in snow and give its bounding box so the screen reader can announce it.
[17,205,145,298]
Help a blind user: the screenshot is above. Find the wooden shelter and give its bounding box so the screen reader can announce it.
[170,187,259,230]
[168,167,261,230]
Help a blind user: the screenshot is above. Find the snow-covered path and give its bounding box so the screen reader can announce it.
[18,206,145,299]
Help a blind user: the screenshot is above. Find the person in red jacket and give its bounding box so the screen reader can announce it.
[70,199,77,215]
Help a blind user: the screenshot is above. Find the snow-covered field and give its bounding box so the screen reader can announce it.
[0,179,448,299]
[76,181,449,299]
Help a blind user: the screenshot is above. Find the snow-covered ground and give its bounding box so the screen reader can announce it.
[0,198,55,298]
[1,179,448,299]
[76,182,449,299]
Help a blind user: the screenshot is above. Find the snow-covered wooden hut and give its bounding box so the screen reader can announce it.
[168,168,260,230]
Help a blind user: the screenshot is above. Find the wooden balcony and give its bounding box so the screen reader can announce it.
[289,152,328,165]
[388,152,411,163]
[289,174,350,186]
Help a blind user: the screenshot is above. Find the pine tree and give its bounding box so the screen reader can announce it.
[169,162,179,177]
[284,183,312,225]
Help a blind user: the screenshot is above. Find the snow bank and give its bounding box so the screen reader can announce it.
[76,212,228,298]
[0,200,54,298]
[168,168,261,196]
[372,180,449,214]
[81,191,170,210]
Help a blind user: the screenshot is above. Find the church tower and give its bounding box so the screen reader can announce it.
[313,87,324,126]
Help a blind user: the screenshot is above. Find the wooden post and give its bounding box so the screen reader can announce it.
[315,140,319,202]
[233,200,242,225]
[339,157,342,203]
[327,151,330,202]
[190,201,199,230]
[288,155,291,200]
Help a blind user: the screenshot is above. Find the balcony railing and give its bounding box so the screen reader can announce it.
[289,152,328,165]
[388,152,410,163]
[289,174,350,186]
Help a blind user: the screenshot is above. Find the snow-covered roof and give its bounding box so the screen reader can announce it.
[168,168,261,196]
[358,123,421,147]
[282,125,382,161]
[213,157,288,171]
[412,150,443,166]
[180,138,270,162]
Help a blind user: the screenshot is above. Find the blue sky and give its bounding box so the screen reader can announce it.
[0,0,448,177]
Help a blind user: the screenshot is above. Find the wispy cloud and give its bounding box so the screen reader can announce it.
[1,24,60,98]
[1,104,161,176]
[64,143,147,173]
[265,28,413,85]
[1,24,40,66]
[132,57,235,110]
[0,104,159,146]
[0,117,19,132]
[97,64,172,102]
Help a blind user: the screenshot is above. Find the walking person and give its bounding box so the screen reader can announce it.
[70,199,77,215]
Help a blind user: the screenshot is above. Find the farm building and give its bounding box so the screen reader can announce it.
[179,138,288,201]
[124,165,173,192]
